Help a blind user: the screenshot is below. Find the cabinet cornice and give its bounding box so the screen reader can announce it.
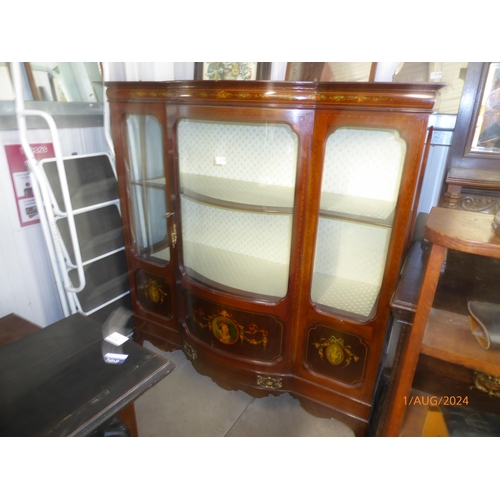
[106,81,443,111]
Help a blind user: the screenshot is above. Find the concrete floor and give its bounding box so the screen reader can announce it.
[134,342,355,437]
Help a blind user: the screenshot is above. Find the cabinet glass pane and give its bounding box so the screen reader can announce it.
[177,119,298,299]
[125,114,170,263]
[311,127,407,320]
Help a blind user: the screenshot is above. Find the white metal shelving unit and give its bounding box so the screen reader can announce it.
[11,62,130,321]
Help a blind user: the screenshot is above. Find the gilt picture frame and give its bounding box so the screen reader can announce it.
[194,62,271,81]
[469,62,500,154]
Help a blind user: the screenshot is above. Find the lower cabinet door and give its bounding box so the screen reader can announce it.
[183,291,285,363]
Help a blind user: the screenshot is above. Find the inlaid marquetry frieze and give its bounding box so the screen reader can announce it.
[107,82,439,110]
[121,89,397,105]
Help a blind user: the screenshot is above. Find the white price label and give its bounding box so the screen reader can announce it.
[104,332,129,346]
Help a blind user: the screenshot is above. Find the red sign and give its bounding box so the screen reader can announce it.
[5,143,55,227]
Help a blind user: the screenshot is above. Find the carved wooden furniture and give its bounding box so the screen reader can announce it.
[379,207,500,436]
[107,80,442,435]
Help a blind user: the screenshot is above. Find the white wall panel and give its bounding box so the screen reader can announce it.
[106,62,175,82]
[417,144,450,214]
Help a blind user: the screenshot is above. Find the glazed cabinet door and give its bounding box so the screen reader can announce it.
[169,105,312,389]
[112,102,181,349]
[293,110,430,426]
[311,122,408,321]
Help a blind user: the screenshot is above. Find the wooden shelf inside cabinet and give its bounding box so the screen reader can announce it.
[380,207,500,437]
[319,193,395,227]
[180,173,294,213]
[311,272,380,320]
[138,177,167,188]
[183,240,289,300]
[140,245,171,263]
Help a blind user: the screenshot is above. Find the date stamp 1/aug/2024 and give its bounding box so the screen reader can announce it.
[404,395,469,406]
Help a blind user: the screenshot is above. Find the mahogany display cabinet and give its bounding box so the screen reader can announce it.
[107,80,442,435]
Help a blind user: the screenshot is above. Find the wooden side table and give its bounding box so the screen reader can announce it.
[0,313,41,348]
[380,207,500,436]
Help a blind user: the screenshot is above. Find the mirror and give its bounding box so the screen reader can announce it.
[470,62,500,152]
[0,62,14,99]
[25,62,103,102]
[285,62,376,82]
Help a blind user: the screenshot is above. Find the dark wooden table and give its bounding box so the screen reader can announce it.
[0,313,174,436]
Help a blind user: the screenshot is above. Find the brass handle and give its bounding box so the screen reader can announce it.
[257,375,282,390]
[474,371,500,397]
[171,223,177,248]
[182,341,198,360]
[164,212,177,248]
